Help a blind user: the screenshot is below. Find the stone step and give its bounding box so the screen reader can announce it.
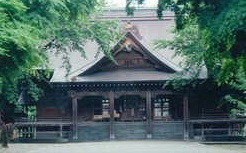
[115,123,147,140]
[77,124,110,141]
[75,122,184,141]
[152,122,184,140]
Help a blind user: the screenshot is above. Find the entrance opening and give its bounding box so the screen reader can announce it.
[115,95,146,122]
[78,96,104,122]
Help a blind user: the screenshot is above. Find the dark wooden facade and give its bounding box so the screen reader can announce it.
[43,31,189,140]
[14,31,246,142]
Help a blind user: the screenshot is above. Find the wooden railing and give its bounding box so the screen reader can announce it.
[13,116,246,142]
[190,118,246,142]
[15,117,72,125]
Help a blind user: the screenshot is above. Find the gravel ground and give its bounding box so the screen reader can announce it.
[0,141,245,153]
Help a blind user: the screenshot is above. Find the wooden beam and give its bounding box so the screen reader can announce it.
[72,95,78,140]
[114,91,146,99]
[183,94,189,140]
[76,92,108,99]
[146,90,152,139]
[109,91,115,140]
[152,90,181,96]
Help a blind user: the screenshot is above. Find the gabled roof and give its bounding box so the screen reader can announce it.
[69,31,183,83]
[79,32,180,76]
[49,9,207,82]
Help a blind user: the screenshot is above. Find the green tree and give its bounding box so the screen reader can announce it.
[0,0,120,145]
[125,0,144,16]
[155,0,246,114]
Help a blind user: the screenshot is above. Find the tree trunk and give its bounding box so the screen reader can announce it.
[1,124,8,148]
[0,113,8,148]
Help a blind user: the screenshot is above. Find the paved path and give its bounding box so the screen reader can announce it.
[1,141,245,153]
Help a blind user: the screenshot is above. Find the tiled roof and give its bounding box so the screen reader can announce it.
[75,69,177,82]
[49,9,207,82]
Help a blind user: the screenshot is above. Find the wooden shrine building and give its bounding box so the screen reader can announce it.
[49,30,190,141]
[15,8,245,142]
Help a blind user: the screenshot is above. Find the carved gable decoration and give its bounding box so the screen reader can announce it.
[79,32,176,76]
[103,37,155,70]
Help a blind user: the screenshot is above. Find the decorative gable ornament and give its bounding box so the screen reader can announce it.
[123,21,142,40]
[124,41,133,52]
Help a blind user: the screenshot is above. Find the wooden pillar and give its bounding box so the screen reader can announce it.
[201,123,204,140]
[60,124,63,138]
[228,123,232,136]
[72,94,78,140]
[33,126,37,139]
[183,94,189,140]
[146,90,152,139]
[109,91,115,140]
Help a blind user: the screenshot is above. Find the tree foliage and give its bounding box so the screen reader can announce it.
[0,0,120,118]
[125,0,144,16]
[155,0,246,114]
